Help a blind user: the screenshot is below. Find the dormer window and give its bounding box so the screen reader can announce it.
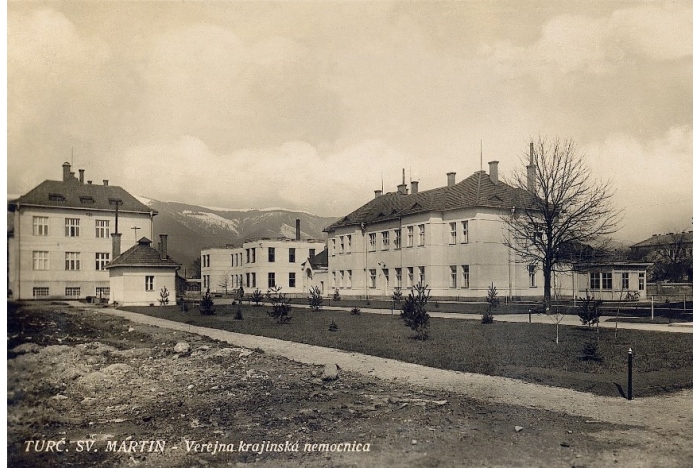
[79,196,95,204]
[48,193,65,202]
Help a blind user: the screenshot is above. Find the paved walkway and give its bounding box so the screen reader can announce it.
[89,306,691,432]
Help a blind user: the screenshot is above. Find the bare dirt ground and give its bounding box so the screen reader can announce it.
[7,302,692,467]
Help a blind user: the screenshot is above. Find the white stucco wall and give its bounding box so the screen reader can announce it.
[109,266,177,306]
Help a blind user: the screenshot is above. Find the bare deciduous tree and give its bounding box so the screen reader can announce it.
[504,137,622,311]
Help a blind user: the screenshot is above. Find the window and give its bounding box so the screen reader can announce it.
[450,266,457,288]
[332,238,336,256]
[462,265,470,288]
[332,271,336,288]
[309,248,316,258]
[33,287,49,298]
[381,231,389,250]
[251,273,256,288]
[65,218,80,237]
[289,248,296,263]
[407,267,414,287]
[65,287,81,298]
[394,229,401,249]
[638,273,645,290]
[48,193,65,202]
[95,287,110,298]
[202,254,210,268]
[589,272,600,290]
[65,252,81,271]
[33,217,49,236]
[347,270,352,289]
[95,253,110,271]
[395,268,402,288]
[246,249,250,264]
[79,196,95,204]
[268,272,276,288]
[289,272,296,288]
[407,226,414,248]
[418,225,425,246]
[528,265,536,288]
[418,266,425,285]
[95,220,110,238]
[369,269,377,288]
[369,233,377,251]
[251,248,256,263]
[339,270,345,288]
[347,235,352,254]
[145,276,154,291]
[622,272,629,290]
[268,247,275,263]
[339,236,345,254]
[449,222,457,245]
[246,273,250,288]
[461,221,469,244]
[32,251,49,271]
[232,254,235,267]
[602,272,612,290]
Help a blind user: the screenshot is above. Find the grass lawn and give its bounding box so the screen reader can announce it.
[124,303,692,398]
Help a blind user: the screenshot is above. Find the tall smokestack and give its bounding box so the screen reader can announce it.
[159,234,168,260]
[447,172,456,187]
[295,218,301,241]
[111,233,122,262]
[527,142,536,192]
[411,181,419,194]
[62,162,71,181]
[488,161,499,184]
[79,169,85,184]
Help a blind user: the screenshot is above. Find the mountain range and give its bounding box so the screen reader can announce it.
[141,198,336,273]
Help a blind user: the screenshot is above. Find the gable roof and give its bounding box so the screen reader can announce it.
[325,171,533,231]
[106,237,180,269]
[9,179,154,214]
[304,248,328,270]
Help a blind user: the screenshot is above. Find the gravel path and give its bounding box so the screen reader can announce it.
[96,306,692,435]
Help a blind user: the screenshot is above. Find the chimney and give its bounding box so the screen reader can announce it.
[78,169,85,184]
[69,171,76,180]
[374,190,383,199]
[488,161,499,184]
[447,172,456,187]
[87,180,92,185]
[103,180,109,186]
[527,142,536,192]
[295,218,301,241]
[62,162,71,181]
[159,234,168,260]
[411,181,419,194]
[111,233,122,262]
[397,184,408,195]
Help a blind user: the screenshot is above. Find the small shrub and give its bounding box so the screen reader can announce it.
[234,307,243,320]
[350,307,361,315]
[401,284,431,340]
[580,340,603,362]
[181,299,189,312]
[332,289,341,301]
[199,289,216,315]
[391,288,403,310]
[577,294,603,328]
[250,288,264,306]
[328,320,339,332]
[266,286,292,324]
[253,347,265,354]
[434,301,440,309]
[159,287,170,305]
[308,286,324,311]
[482,283,499,324]
[366,301,371,306]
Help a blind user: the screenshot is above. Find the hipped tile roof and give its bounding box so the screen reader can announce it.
[325,171,533,231]
[630,231,693,248]
[106,237,180,269]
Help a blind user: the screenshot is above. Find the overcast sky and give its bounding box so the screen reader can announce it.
[7,1,692,242]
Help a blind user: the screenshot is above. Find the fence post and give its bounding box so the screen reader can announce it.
[627,348,633,401]
[651,296,654,320]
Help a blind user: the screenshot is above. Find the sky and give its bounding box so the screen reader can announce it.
[6,1,693,243]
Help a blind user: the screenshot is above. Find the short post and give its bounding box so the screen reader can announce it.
[528,309,532,324]
[627,348,633,401]
[683,294,686,312]
[651,296,654,320]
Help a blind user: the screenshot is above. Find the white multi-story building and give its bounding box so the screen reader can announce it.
[8,162,155,300]
[324,161,545,300]
[201,222,325,296]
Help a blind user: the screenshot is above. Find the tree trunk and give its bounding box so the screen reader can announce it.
[543,262,552,312]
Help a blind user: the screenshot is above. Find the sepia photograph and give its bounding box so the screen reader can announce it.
[6,1,693,466]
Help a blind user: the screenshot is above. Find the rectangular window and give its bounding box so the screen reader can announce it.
[395,268,402,289]
[95,287,110,298]
[145,276,154,291]
[339,236,345,254]
[639,273,645,291]
[528,265,536,288]
[602,272,612,290]
[590,272,600,290]
[268,272,276,288]
[65,252,81,271]
[462,265,470,288]
[289,248,296,263]
[461,221,469,244]
[289,272,296,288]
[95,220,110,238]
[332,238,336,256]
[394,229,401,249]
[381,231,389,250]
[32,251,49,270]
[95,253,110,271]
[65,287,80,298]
[449,222,457,245]
[418,266,425,285]
[202,254,210,268]
[369,233,377,251]
[450,265,457,288]
[407,267,414,288]
[251,273,256,288]
[418,225,425,246]
[407,226,414,248]
[332,271,336,288]
[65,218,80,237]
[268,247,275,263]
[33,287,49,298]
[347,235,352,254]
[251,248,256,263]
[232,254,235,267]
[622,272,629,290]
[347,270,352,289]
[339,270,345,288]
[33,216,49,236]
[246,273,250,288]
[369,269,377,288]
[309,248,316,258]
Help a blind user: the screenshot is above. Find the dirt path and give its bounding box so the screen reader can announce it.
[98,307,692,432]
